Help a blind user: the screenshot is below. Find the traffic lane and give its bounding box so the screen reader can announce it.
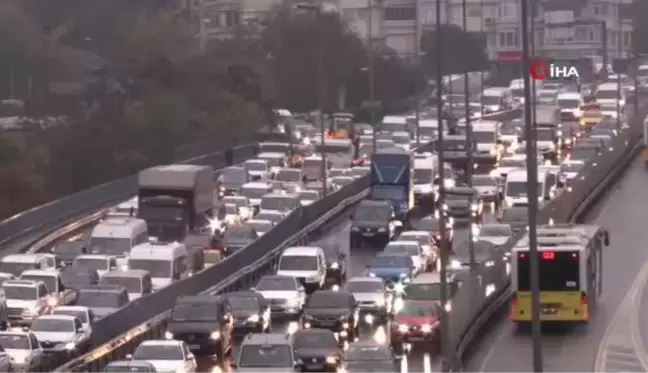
[467,154,648,372]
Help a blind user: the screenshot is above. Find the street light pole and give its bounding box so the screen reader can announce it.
[368,0,377,152]
[415,1,421,147]
[462,0,475,269]
[520,0,543,371]
[435,0,454,370]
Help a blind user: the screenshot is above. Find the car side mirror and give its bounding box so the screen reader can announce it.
[298,286,305,293]
[187,353,195,360]
[604,231,610,246]
[126,354,133,359]
[544,195,551,201]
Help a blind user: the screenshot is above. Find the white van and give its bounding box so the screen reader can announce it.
[556,92,584,120]
[504,170,549,207]
[276,246,327,292]
[471,120,500,158]
[480,87,512,113]
[0,254,57,277]
[128,242,189,291]
[381,115,408,133]
[595,82,624,107]
[88,217,148,269]
[417,119,439,142]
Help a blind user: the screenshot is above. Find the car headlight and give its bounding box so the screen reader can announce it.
[421,324,432,333]
[330,262,339,269]
[351,226,359,232]
[368,272,376,277]
[342,322,350,329]
[286,297,300,307]
[398,324,408,333]
[47,298,58,307]
[210,331,221,340]
[375,297,385,306]
[394,282,405,293]
[450,260,462,269]
[165,331,174,340]
[378,227,387,232]
[489,148,497,156]
[247,314,260,323]
[565,139,572,145]
[470,204,478,212]
[64,342,76,350]
[326,356,337,364]
[556,130,563,136]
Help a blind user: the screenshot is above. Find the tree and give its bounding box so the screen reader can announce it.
[421,25,488,76]
[261,6,366,112]
[631,1,648,54]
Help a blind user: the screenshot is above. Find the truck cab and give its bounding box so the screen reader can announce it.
[3,280,51,326]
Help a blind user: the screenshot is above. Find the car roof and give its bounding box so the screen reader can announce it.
[243,333,292,346]
[282,246,321,256]
[347,276,384,284]
[139,339,184,347]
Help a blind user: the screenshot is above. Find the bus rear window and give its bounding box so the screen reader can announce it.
[517,251,579,291]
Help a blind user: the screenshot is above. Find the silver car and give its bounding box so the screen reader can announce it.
[477,223,513,246]
[30,314,91,353]
[0,331,44,371]
[345,277,392,323]
[253,275,306,319]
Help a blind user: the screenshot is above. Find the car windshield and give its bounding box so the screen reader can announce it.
[399,233,428,246]
[228,297,259,311]
[255,212,283,223]
[223,197,246,208]
[536,130,554,141]
[392,135,410,144]
[19,275,56,294]
[346,281,383,293]
[561,162,584,173]
[245,162,266,172]
[499,159,525,168]
[104,365,153,372]
[501,208,528,222]
[225,204,238,214]
[294,331,338,349]
[100,276,142,294]
[241,187,269,199]
[0,262,35,277]
[354,206,390,222]
[128,259,171,278]
[247,221,272,233]
[417,218,440,231]
[0,335,29,349]
[571,147,598,160]
[3,286,37,300]
[279,255,318,271]
[77,291,121,308]
[371,256,410,268]
[261,196,296,211]
[239,345,292,368]
[259,156,283,168]
[317,144,352,154]
[558,99,580,108]
[481,95,501,105]
[221,169,248,184]
[275,169,300,182]
[52,309,88,323]
[171,303,219,321]
[445,192,471,201]
[506,182,542,197]
[472,131,495,143]
[345,346,392,361]
[73,258,108,272]
[471,176,497,186]
[61,270,96,288]
[371,185,406,201]
[256,277,296,291]
[298,191,319,201]
[403,283,443,300]
[396,301,437,317]
[134,345,183,360]
[384,244,418,256]
[479,226,511,237]
[413,168,433,183]
[510,88,523,97]
[259,143,290,154]
[596,90,617,100]
[31,318,74,332]
[308,293,348,308]
[54,242,85,255]
[88,237,131,256]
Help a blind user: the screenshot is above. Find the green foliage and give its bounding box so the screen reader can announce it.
[421,25,488,75]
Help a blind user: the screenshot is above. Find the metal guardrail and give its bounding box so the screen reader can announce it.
[0,141,261,252]
[52,108,523,372]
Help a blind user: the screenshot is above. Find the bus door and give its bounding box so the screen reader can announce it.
[587,250,597,310]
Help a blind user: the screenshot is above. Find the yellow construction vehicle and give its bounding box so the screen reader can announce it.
[330,112,355,140]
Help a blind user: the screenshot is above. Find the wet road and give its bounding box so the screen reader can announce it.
[467,151,648,372]
[195,205,497,372]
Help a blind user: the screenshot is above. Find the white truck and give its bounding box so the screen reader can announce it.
[137,164,214,241]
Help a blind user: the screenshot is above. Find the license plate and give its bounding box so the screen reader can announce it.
[362,232,374,236]
[541,308,557,315]
[307,364,324,370]
[188,344,200,350]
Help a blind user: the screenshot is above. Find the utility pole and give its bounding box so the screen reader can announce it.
[414,0,421,147]
[462,0,475,269]
[634,52,640,118]
[368,0,377,152]
[296,3,327,196]
[435,0,454,371]
[198,0,207,51]
[521,0,543,371]
[616,70,621,131]
[479,0,485,116]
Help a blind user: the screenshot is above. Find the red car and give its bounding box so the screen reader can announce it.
[390,299,441,353]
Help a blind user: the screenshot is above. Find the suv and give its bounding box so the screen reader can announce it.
[236,333,295,372]
[350,200,397,248]
[19,270,77,307]
[166,295,233,361]
[302,290,359,342]
[76,285,129,319]
[4,280,51,326]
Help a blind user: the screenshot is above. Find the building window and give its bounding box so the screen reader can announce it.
[385,6,416,21]
[219,11,239,27]
[575,26,588,42]
[498,31,519,47]
[497,4,515,19]
[468,5,480,18]
[623,31,632,47]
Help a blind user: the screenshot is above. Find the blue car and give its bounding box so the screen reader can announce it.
[366,253,415,290]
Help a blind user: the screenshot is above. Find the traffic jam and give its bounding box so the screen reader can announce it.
[0,70,630,372]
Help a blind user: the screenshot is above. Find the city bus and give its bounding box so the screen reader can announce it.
[510,224,609,324]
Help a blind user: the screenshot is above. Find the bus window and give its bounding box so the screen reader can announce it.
[517,251,580,291]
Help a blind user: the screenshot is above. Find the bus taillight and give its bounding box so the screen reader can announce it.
[580,292,587,306]
[511,295,519,307]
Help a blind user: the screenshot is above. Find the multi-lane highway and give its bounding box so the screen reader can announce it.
[465,136,646,371]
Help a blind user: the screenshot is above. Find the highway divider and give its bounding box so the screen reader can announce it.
[449,103,646,369]
[52,108,521,372]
